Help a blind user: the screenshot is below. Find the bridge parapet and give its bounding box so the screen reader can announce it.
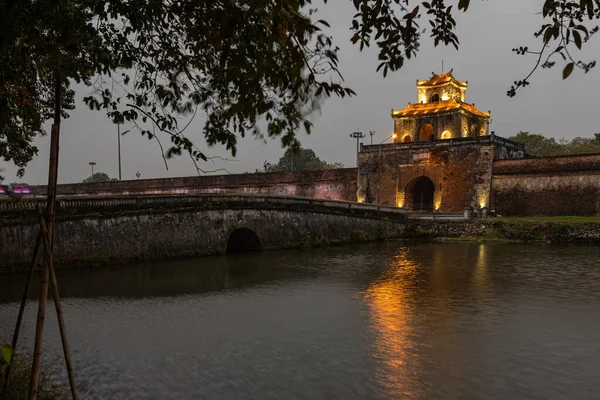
[0,193,407,224]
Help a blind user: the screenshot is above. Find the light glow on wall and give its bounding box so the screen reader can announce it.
[434,192,442,210]
[478,193,489,209]
[461,118,469,138]
[418,89,427,104]
[396,192,405,208]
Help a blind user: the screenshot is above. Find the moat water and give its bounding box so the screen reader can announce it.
[1,242,600,400]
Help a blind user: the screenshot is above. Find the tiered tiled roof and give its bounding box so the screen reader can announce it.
[392,99,490,118]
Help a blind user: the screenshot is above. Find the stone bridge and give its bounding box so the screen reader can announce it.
[0,194,407,273]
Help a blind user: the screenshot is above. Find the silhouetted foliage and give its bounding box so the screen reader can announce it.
[262,147,343,172]
[82,172,117,184]
[509,131,600,156]
[2,0,600,176]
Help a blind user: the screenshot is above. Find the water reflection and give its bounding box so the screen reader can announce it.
[473,243,488,291]
[1,242,600,399]
[363,242,600,400]
[364,248,422,398]
[0,252,319,301]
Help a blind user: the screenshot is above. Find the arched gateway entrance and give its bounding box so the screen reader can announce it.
[404,176,435,211]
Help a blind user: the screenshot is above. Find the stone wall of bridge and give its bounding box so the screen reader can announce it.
[28,168,358,202]
[0,194,406,272]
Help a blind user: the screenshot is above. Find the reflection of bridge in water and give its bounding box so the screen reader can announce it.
[0,194,407,272]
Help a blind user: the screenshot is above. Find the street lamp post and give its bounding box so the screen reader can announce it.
[349,131,366,167]
[89,162,96,176]
[117,123,122,181]
[369,130,375,145]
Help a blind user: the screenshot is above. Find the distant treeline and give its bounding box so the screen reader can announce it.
[509,132,600,157]
[259,147,344,173]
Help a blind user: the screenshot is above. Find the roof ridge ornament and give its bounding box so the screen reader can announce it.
[417,70,468,88]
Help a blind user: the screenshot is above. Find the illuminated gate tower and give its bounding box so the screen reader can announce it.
[357,70,525,214]
[392,69,491,142]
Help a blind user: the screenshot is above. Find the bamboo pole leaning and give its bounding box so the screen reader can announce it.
[27,75,77,400]
[36,207,77,400]
[27,239,50,400]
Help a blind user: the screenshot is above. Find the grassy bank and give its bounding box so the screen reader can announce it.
[404,217,600,244]
[499,216,600,224]
[0,362,65,400]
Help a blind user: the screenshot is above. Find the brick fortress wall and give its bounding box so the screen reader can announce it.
[491,154,600,216]
[27,168,359,202]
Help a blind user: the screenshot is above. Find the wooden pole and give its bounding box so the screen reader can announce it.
[28,74,62,400]
[36,207,77,399]
[27,240,50,400]
[0,228,43,400]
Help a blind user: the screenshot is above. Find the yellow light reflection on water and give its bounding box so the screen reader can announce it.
[363,249,422,398]
[473,243,488,291]
[363,244,494,398]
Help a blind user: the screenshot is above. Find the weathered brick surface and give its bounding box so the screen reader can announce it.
[492,173,600,216]
[28,168,358,202]
[491,154,600,216]
[357,136,523,212]
[493,153,600,174]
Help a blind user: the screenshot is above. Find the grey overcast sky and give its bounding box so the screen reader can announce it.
[3,0,600,184]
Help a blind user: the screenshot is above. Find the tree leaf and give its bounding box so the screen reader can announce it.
[458,0,470,11]
[303,120,312,135]
[543,0,554,17]
[410,6,419,19]
[543,26,553,44]
[563,62,574,79]
[573,30,582,49]
[1,344,15,365]
[576,24,589,36]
